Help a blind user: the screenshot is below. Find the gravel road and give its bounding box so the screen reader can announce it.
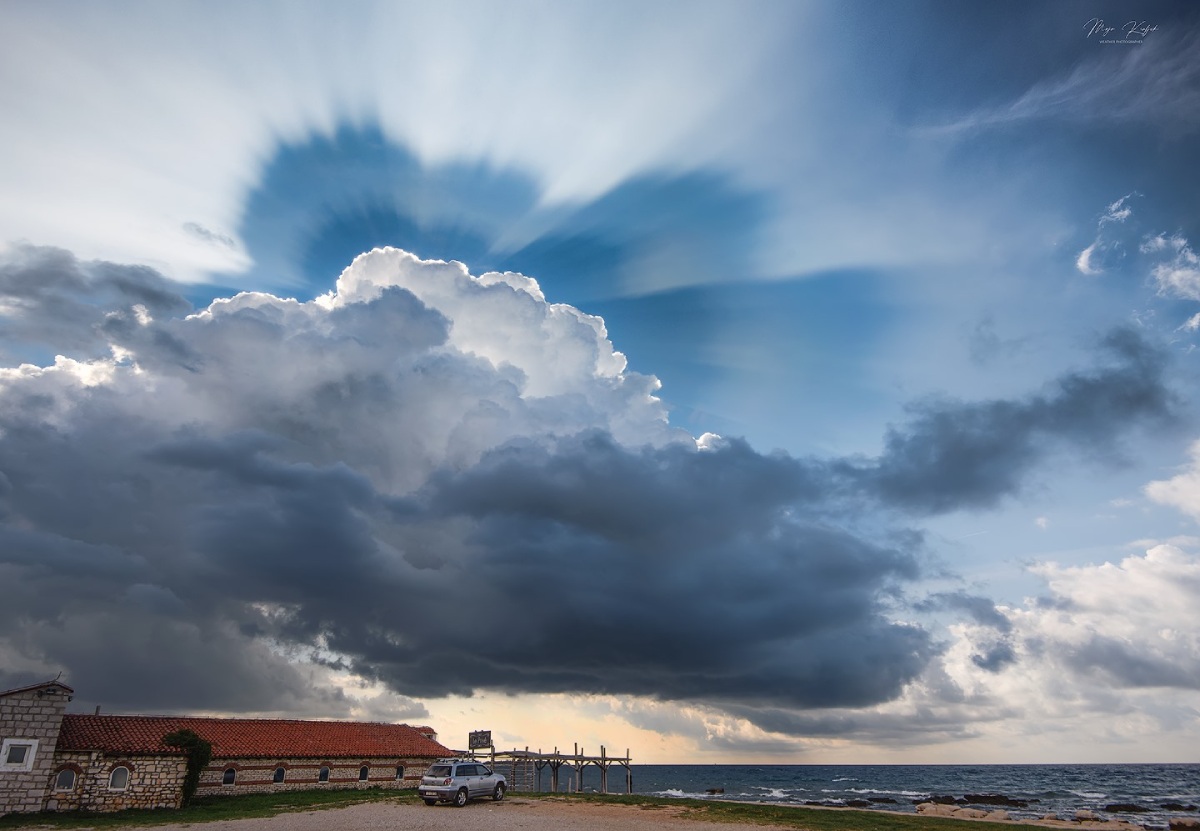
[135,797,775,831]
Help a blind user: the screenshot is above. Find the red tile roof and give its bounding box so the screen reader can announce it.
[58,715,453,759]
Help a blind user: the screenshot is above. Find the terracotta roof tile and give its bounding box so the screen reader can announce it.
[58,715,453,759]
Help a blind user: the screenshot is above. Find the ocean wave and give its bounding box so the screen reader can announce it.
[656,787,794,802]
[843,787,926,797]
[753,788,791,800]
[632,763,1198,817]
[654,789,712,799]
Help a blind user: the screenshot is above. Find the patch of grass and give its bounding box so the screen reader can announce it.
[0,788,421,829]
[519,792,1053,831]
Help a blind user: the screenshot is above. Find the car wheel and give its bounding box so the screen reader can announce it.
[423,799,438,806]
[493,783,506,801]
[453,788,469,807]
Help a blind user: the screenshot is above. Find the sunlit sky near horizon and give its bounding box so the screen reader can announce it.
[3,0,1200,763]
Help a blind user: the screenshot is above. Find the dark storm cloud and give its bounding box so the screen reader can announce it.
[0,408,424,718]
[0,245,1179,733]
[1066,635,1200,690]
[133,428,932,710]
[720,702,994,745]
[0,244,191,363]
[970,642,1017,673]
[347,432,933,708]
[916,591,1012,632]
[0,245,936,717]
[844,328,1174,514]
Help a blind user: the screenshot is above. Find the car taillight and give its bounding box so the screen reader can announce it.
[443,778,452,786]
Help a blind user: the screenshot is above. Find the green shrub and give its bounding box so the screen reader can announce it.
[161,729,212,807]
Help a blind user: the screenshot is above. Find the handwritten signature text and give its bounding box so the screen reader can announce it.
[1084,19,1159,40]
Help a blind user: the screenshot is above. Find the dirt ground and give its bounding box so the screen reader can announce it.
[135,797,778,831]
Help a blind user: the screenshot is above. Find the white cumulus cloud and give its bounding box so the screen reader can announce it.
[918,543,1200,758]
[1145,440,1200,522]
[1075,241,1100,275]
[1142,233,1200,300]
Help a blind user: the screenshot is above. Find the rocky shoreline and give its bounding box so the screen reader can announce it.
[785,791,1199,830]
[909,796,1198,831]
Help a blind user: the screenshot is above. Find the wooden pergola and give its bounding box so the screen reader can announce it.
[477,744,633,794]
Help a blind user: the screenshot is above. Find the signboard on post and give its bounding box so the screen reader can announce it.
[468,730,492,750]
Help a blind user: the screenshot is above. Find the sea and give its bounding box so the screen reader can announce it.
[565,764,1200,829]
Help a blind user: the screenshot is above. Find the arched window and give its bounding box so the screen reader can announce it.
[359,765,369,781]
[54,767,77,791]
[273,766,286,784]
[222,767,236,786]
[318,765,330,783]
[108,766,130,790]
[394,765,404,781]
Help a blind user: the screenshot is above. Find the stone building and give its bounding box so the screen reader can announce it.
[1,680,453,816]
[0,680,73,815]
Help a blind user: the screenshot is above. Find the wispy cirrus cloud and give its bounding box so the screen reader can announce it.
[927,29,1200,135]
[1076,194,1137,276]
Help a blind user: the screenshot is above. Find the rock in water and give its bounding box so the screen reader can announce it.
[917,803,960,817]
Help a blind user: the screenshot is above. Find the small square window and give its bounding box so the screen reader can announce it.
[0,739,38,772]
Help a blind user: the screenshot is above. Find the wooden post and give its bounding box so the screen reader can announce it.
[600,746,608,794]
[480,741,631,795]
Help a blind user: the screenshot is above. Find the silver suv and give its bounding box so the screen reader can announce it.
[418,758,507,807]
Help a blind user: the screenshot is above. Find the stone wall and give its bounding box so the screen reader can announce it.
[195,756,434,797]
[0,685,70,815]
[45,751,185,813]
[40,752,440,813]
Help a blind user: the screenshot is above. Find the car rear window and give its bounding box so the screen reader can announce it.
[428,765,452,776]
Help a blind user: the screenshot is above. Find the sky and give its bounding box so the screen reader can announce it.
[2,0,1200,764]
